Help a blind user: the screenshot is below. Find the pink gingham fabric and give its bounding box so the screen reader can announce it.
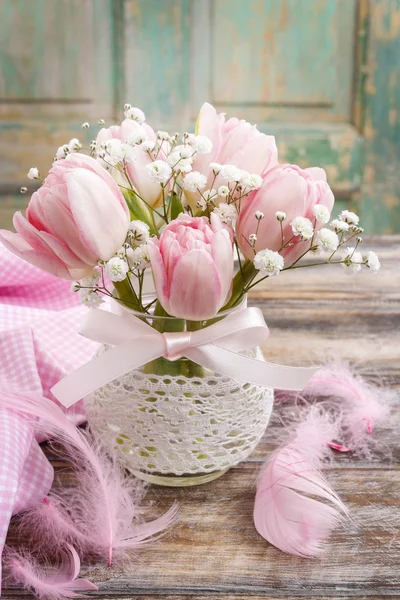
[0,242,98,579]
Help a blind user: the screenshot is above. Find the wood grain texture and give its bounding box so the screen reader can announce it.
[3,236,400,599]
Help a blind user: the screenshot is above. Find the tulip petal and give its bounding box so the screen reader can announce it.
[147,238,170,312]
[210,229,234,304]
[66,168,129,261]
[168,249,222,320]
[0,230,72,279]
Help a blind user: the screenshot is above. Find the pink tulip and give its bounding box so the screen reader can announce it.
[190,103,278,198]
[97,119,168,207]
[148,213,234,320]
[236,164,335,265]
[0,154,130,280]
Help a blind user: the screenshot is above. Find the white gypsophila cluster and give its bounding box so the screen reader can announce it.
[339,210,359,225]
[126,126,147,146]
[342,247,363,273]
[27,167,39,180]
[182,171,207,192]
[241,173,263,190]
[330,219,350,232]
[210,162,222,174]
[192,135,213,154]
[126,244,150,270]
[291,216,314,240]
[254,249,284,277]
[218,185,229,197]
[103,139,135,165]
[213,203,237,226]
[78,289,103,307]
[275,211,286,221]
[316,228,339,252]
[146,160,172,184]
[141,140,155,153]
[220,164,243,183]
[105,256,129,282]
[55,138,83,160]
[313,204,331,224]
[366,251,381,273]
[128,220,150,244]
[167,151,193,173]
[56,144,70,160]
[255,211,264,220]
[124,106,145,123]
[156,131,170,141]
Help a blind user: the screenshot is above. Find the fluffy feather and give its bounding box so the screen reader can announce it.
[304,362,391,455]
[0,388,179,566]
[254,411,349,557]
[3,544,97,600]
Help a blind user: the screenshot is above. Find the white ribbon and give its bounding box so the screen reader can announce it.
[51,306,317,408]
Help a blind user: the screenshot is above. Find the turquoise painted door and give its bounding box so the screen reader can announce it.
[0,0,399,232]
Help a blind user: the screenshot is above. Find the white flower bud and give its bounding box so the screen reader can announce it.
[98,118,105,126]
[20,186,28,194]
[156,130,170,141]
[210,162,222,174]
[81,122,90,130]
[255,211,265,220]
[125,107,145,123]
[339,210,359,225]
[68,138,82,151]
[366,251,380,273]
[141,140,155,152]
[27,167,39,180]
[70,282,81,292]
[275,211,286,222]
[218,185,230,197]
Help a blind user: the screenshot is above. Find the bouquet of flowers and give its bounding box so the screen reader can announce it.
[2,102,379,323]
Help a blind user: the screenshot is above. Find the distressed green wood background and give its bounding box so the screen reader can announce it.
[0,0,399,232]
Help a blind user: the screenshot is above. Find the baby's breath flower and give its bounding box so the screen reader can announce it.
[254,249,284,277]
[78,289,103,307]
[27,167,39,180]
[128,220,150,244]
[193,135,213,154]
[209,162,222,174]
[342,247,363,273]
[141,140,155,152]
[291,216,314,240]
[125,107,145,123]
[156,130,170,141]
[70,282,81,292]
[177,145,194,159]
[241,173,262,190]
[89,140,97,152]
[339,210,359,225]
[126,126,147,145]
[275,211,286,222]
[68,138,82,151]
[330,219,350,232]
[126,244,150,270]
[20,186,28,194]
[218,185,229,198]
[81,122,90,130]
[98,118,105,126]
[56,144,70,160]
[213,203,237,225]
[313,204,330,224]
[147,160,172,184]
[249,233,257,244]
[105,256,129,282]
[366,251,380,273]
[182,171,207,192]
[316,228,339,252]
[184,133,196,145]
[255,211,264,220]
[220,164,243,182]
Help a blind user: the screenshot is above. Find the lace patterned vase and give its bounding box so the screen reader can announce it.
[84,303,274,487]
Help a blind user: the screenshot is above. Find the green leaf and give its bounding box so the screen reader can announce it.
[122,188,158,236]
[167,192,184,221]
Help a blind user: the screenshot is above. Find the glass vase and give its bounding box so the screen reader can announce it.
[84,298,274,487]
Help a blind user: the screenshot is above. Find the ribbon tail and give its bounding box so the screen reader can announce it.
[187,345,317,391]
[51,339,164,408]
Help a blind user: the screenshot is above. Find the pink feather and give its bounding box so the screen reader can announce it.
[254,411,349,557]
[303,362,391,454]
[0,388,179,566]
[3,544,97,599]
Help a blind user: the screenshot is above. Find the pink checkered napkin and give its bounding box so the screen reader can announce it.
[0,242,98,580]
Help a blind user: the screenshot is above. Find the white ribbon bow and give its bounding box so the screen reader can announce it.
[51,306,317,408]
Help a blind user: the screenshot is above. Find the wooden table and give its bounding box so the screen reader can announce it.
[4,236,400,600]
